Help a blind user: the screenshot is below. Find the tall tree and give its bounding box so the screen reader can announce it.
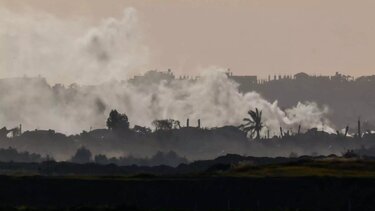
[106,109,130,131]
[240,108,263,139]
[70,147,92,164]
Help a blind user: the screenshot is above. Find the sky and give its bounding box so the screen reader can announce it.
[1,0,375,82]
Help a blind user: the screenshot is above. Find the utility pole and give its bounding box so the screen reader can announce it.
[358,118,362,139]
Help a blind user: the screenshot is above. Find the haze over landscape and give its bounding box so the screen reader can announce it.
[2,1,375,210]
[1,0,374,133]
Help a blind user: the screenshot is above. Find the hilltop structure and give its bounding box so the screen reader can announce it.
[129,69,175,85]
[225,69,257,91]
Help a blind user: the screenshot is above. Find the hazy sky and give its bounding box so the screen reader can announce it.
[1,0,375,80]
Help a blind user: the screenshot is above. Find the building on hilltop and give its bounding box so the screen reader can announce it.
[129,69,175,85]
[226,69,257,91]
[330,72,352,82]
[294,72,310,80]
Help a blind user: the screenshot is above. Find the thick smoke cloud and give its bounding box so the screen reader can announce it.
[0,8,334,135]
[0,69,333,135]
[0,7,148,84]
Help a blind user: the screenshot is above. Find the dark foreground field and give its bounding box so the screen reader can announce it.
[0,175,374,210]
[1,157,375,210]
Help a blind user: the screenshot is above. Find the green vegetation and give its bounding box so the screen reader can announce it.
[226,158,375,178]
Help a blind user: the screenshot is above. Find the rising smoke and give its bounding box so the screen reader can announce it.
[0,7,334,135]
[0,7,148,84]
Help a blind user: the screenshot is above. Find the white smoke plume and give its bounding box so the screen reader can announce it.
[0,7,334,135]
[0,69,333,135]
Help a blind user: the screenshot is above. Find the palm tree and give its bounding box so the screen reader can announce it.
[240,108,263,139]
